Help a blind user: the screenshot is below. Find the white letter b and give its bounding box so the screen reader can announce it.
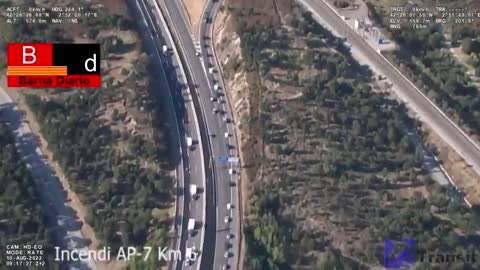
[22,46,36,64]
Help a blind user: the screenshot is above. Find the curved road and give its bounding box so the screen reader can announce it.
[159,0,241,269]
[132,1,207,270]
[198,1,241,269]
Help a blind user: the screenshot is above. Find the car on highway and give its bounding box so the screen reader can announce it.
[210,96,217,102]
[224,251,230,258]
[227,203,232,210]
[187,137,193,148]
[188,218,196,236]
[213,108,218,114]
[226,233,234,239]
[224,216,230,223]
[190,184,198,200]
[222,265,230,270]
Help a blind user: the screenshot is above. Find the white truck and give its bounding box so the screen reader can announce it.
[213,83,219,91]
[208,67,214,74]
[190,184,198,199]
[162,45,168,55]
[188,218,195,234]
[187,137,193,148]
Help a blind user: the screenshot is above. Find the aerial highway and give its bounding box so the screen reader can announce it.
[158,0,241,269]
[133,0,207,269]
[199,0,242,269]
[299,0,480,177]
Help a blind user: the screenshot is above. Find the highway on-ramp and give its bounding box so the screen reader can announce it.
[299,0,480,178]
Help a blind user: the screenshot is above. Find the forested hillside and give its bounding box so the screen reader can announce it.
[216,0,480,269]
[364,0,480,138]
[0,1,175,267]
[0,120,60,270]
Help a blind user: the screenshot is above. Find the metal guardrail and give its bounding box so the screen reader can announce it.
[130,1,188,269]
[154,1,216,270]
[202,2,244,270]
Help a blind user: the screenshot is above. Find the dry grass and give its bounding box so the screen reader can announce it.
[423,126,480,205]
[181,0,206,34]
[213,1,284,268]
[225,0,283,28]
[214,0,480,268]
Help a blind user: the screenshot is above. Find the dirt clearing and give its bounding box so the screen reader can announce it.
[181,0,206,35]
[423,126,480,205]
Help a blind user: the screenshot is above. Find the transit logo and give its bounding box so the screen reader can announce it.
[384,238,415,268]
[7,43,101,88]
[384,238,478,268]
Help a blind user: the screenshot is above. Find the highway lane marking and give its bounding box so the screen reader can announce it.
[151,3,211,270]
[167,2,238,268]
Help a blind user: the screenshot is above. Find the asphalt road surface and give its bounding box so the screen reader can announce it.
[0,88,98,270]
[132,1,206,270]
[146,1,208,270]
[199,1,241,269]
[300,0,480,177]
[160,0,240,269]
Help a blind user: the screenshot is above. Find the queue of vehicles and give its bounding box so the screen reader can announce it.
[182,61,237,269]
[163,26,235,268]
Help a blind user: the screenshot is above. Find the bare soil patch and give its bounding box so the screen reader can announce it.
[213,1,284,268]
[423,126,480,205]
[181,0,206,34]
[214,0,480,268]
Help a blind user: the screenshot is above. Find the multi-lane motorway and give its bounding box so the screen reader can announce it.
[133,1,209,270]
[158,0,241,269]
[198,1,241,269]
[299,0,480,177]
